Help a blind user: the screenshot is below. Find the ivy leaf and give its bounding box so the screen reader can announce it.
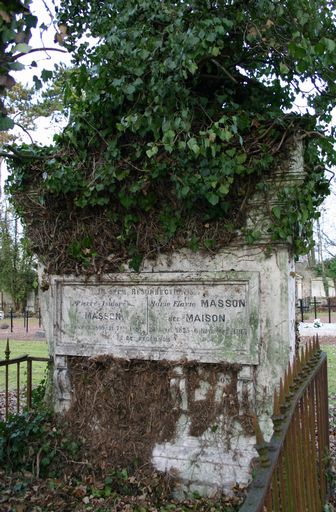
[324,38,336,52]
[211,47,220,57]
[187,138,200,155]
[0,115,14,131]
[126,84,136,95]
[8,62,25,71]
[272,206,282,220]
[218,129,232,142]
[181,185,190,197]
[218,183,229,195]
[279,62,289,75]
[119,191,134,209]
[12,43,32,54]
[236,153,247,164]
[33,75,43,90]
[41,69,53,82]
[163,129,175,144]
[206,192,219,206]
[146,145,158,158]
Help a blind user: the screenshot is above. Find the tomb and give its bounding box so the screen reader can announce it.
[39,140,303,496]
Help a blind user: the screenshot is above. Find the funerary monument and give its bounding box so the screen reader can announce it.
[38,141,303,496]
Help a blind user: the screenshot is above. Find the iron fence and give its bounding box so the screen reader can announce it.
[297,296,336,323]
[240,339,329,511]
[5,308,42,333]
[0,339,51,420]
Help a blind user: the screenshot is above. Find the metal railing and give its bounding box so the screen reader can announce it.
[240,338,329,511]
[297,296,336,323]
[0,338,51,420]
[0,308,43,333]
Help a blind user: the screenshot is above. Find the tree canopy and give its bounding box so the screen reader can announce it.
[0,203,37,310]
[4,0,336,272]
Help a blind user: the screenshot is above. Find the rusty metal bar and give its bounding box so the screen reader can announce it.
[5,339,10,420]
[278,452,288,511]
[271,467,280,511]
[5,360,9,420]
[0,354,29,366]
[26,358,32,410]
[16,361,20,414]
[309,381,320,512]
[316,368,324,503]
[301,390,314,509]
[289,421,299,511]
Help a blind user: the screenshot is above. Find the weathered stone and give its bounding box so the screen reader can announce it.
[40,243,295,494]
[53,270,259,365]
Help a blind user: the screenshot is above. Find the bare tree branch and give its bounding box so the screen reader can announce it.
[13,47,67,61]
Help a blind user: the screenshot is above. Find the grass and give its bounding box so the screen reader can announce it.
[321,343,336,398]
[0,339,49,391]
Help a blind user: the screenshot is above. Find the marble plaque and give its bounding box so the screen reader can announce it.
[55,272,259,364]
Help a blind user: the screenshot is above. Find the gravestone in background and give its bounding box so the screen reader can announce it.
[40,141,303,496]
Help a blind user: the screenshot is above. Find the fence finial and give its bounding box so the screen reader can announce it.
[272,386,284,434]
[253,415,270,467]
[273,386,280,416]
[5,338,10,360]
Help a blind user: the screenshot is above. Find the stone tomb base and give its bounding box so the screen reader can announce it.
[41,246,295,495]
[62,357,256,496]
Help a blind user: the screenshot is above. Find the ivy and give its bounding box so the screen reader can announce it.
[4,0,336,272]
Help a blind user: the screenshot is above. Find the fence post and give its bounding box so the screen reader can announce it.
[300,299,304,322]
[27,358,32,409]
[5,339,10,420]
[314,296,317,319]
[328,298,331,324]
[26,310,29,333]
[10,308,13,332]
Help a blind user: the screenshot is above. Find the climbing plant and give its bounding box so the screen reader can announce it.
[4,0,336,272]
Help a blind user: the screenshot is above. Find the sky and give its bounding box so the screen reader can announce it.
[2,0,336,256]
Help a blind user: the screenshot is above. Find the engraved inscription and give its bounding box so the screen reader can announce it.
[56,273,259,364]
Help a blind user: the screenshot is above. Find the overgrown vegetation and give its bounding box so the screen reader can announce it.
[2,0,336,272]
[0,408,244,511]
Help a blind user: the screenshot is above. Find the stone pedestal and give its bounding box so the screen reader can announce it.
[40,244,295,495]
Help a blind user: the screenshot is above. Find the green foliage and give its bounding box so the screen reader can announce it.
[5,0,336,268]
[0,0,38,128]
[0,0,67,140]
[315,257,336,281]
[0,204,37,310]
[0,409,57,475]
